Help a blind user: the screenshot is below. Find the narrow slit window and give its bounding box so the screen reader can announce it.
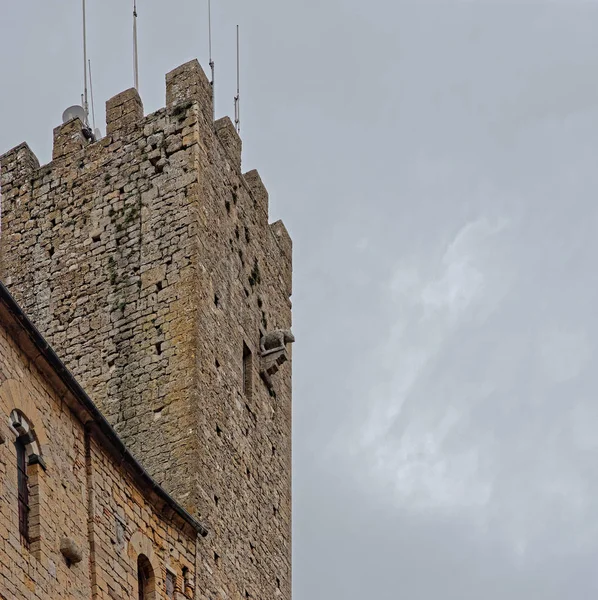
[243,342,253,399]
[16,437,29,544]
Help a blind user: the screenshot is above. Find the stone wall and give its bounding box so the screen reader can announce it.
[0,59,293,599]
[0,297,199,599]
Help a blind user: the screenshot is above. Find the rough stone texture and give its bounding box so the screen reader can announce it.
[0,301,199,599]
[0,58,293,600]
[59,537,83,564]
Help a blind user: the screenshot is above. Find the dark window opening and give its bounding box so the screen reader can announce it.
[243,342,253,399]
[16,437,29,545]
[165,570,176,598]
[137,554,154,600]
[182,566,191,591]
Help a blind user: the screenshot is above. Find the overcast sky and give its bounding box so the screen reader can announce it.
[3,1,598,598]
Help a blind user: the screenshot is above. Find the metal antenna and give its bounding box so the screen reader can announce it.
[82,0,90,125]
[234,25,240,134]
[133,0,139,91]
[88,59,97,131]
[208,0,215,121]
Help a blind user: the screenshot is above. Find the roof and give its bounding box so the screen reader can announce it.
[0,281,208,538]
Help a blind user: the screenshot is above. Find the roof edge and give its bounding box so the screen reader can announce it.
[0,281,208,538]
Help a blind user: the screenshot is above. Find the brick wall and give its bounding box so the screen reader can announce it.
[0,303,199,599]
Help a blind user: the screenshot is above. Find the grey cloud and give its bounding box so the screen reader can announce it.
[4,0,598,598]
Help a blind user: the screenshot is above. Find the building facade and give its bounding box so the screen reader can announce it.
[0,281,206,599]
[0,60,293,599]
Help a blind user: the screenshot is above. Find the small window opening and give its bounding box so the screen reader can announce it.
[216,424,222,437]
[182,566,191,590]
[277,578,281,590]
[155,342,163,356]
[165,570,176,599]
[214,552,220,566]
[10,411,43,553]
[137,554,155,600]
[243,342,253,399]
[214,495,219,507]
[16,437,29,545]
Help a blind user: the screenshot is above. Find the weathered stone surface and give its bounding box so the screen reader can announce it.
[60,538,83,564]
[0,57,293,600]
[0,298,200,599]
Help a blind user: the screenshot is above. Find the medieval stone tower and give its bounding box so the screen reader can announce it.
[0,60,292,599]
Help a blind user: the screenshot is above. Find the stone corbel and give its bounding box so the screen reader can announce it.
[259,329,295,393]
[60,537,83,565]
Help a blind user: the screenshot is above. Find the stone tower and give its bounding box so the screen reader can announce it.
[0,60,292,600]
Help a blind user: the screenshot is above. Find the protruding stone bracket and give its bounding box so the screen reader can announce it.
[60,537,83,565]
[106,88,144,139]
[166,59,213,124]
[215,117,242,171]
[260,349,289,393]
[259,329,295,392]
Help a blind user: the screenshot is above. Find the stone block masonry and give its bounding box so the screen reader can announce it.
[0,59,293,600]
[0,282,203,599]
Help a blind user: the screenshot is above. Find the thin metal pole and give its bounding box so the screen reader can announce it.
[89,59,97,131]
[208,0,215,121]
[133,0,139,91]
[234,25,240,133]
[82,0,89,125]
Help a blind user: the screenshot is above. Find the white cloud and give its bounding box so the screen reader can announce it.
[353,217,510,512]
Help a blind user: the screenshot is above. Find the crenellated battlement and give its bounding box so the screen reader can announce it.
[0,59,292,600]
[1,59,290,278]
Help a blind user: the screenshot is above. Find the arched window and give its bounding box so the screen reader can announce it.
[15,434,29,543]
[137,554,155,600]
[9,410,44,549]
